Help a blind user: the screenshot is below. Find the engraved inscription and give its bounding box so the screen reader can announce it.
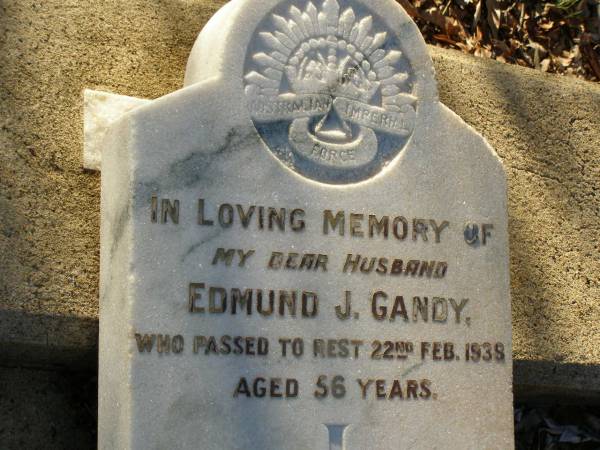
[139,195,506,409]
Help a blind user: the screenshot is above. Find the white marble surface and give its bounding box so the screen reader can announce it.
[98,0,513,449]
[83,89,149,170]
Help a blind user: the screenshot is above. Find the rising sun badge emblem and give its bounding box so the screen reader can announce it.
[244,0,418,184]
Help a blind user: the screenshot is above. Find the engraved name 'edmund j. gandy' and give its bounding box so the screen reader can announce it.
[244,0,417,184]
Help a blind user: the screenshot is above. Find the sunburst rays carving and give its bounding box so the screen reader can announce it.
[245,0,415,111]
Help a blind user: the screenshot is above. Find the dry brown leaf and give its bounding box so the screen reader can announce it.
[581,41,600,78]
[476,23,485,41]
[433,34,460,45]
[557,56,573,67]
[528,40,548,56]
[394,0,599,81]
[472,0,483,31]
[540,58,552,72]
[539,21,555,31]
[493,38,512,56]
[455,41,472,51]
[486,0,502,38]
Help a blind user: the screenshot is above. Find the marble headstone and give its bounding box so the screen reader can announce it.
[98,0,514,448]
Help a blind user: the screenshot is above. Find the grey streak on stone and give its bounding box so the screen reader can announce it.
[97,0,514,449]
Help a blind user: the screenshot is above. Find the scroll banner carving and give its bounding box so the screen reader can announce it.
[249,94,416,137]
[248,92,416,168]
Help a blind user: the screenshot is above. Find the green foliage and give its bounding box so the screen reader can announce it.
[554,0,584,12]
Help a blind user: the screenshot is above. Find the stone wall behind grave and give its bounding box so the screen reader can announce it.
[1,0,599,398]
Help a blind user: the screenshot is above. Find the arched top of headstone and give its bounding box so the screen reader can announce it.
[184,0,439,184]
[97,1,513,448]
